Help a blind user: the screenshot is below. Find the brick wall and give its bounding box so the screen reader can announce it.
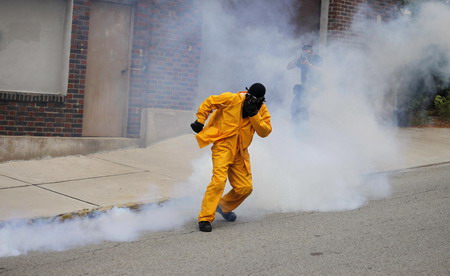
[0,0,89,137]
[327,0,401,45]
[0,0,202,138]
[366,0,400,21]
[127,0,202,138]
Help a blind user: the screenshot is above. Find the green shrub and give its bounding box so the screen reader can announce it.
[396,91,432,127]
[434,94,450,120]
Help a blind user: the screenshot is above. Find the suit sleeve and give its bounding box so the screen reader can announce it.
[195,92,234,124]
[249,104,272,138]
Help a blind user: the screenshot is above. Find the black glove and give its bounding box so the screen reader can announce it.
[242,102,259,118]
[190,120,204,133]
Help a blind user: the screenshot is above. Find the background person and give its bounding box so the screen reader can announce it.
[287,45,322,121]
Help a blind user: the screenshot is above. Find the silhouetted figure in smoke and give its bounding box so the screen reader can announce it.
[287,44,322,121]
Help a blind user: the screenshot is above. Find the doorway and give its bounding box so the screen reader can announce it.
[83,1,132,137]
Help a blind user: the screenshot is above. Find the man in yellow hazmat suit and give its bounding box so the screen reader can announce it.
[190,83,272,232]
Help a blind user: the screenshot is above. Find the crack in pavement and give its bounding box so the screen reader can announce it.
[33,185,99,207]
[0,173,32,185]
[33,171,148,186]
[90,156,148,171]
[392,186,443,200]
[92,157,182,181]
[0,184,33,190]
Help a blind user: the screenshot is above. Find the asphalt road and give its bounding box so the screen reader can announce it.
[1,164,449,276]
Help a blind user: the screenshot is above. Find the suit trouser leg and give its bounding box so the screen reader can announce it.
[198,145,232,222]
[219,153,253,213]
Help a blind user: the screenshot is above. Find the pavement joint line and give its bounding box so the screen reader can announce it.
[145,171,179,180]
[0,184,33,190]
[32,184,100,207]
[91,156,179,180]
[91,156,151,171]
[0,173,32,185]
[31,170,149,186]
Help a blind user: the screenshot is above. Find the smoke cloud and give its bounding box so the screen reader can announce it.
[193,0,450,214]
[1,1,450,257]
[0,197,200,257]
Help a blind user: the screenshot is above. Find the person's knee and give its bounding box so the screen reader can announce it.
[211,184,227,195]
[208,175,227,193]
[235,186,253,197]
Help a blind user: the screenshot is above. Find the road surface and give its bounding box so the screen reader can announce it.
[1,164,449,275]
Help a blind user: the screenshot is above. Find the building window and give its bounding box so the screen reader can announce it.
[0,0,72,95]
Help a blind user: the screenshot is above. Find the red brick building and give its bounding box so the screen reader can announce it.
[0,0,201,138]
[326,0,400,44]
[0,0,400,139]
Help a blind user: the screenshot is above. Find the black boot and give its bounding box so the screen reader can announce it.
[199,221,212,232]
[216,206,237,222]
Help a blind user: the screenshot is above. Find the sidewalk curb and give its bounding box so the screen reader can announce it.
[376,161,450,175]
[0,199,169,227]
[1,161,450,227]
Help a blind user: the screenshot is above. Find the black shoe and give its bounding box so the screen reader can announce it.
[199,221,212,232]
[216,206,237,222]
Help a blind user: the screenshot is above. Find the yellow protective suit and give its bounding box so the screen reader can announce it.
[195,91,272,222]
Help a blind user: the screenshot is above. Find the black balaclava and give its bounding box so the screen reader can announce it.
[242,83,266,118]
[248,83,266,98]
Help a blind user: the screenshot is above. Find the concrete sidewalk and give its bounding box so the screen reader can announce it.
[1,128,450,222]
[0,135,203,222]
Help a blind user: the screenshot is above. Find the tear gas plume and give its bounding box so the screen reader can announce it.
[194,0,450,213]
[0,197,201,257]
[2,1,450,258]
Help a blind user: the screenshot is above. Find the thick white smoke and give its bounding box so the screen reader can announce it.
[1,1,450,257]
[192,0,450,214]
[0,197,200,257]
